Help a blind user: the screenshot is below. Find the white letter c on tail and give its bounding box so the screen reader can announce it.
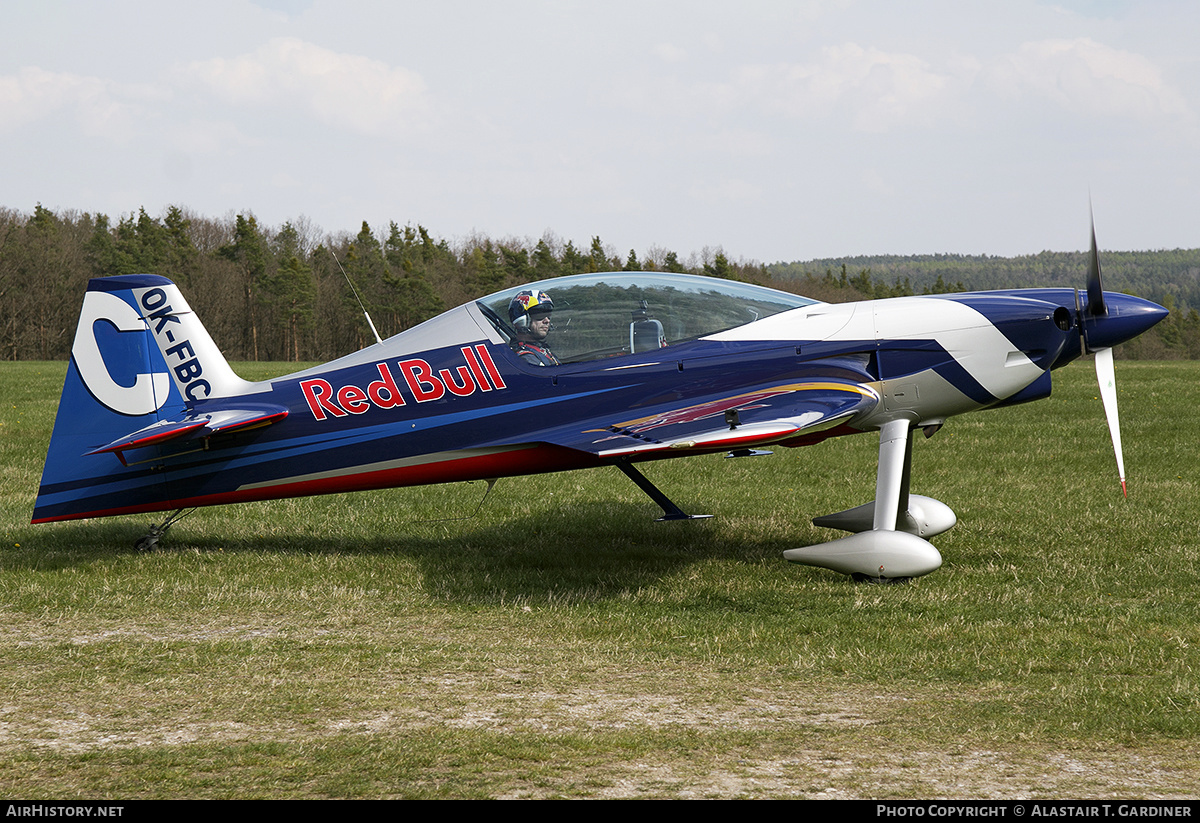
[72,290,170,416]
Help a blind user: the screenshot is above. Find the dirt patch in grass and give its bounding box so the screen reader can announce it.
[5,674,1195,798]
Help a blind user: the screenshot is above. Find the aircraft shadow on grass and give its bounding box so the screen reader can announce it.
[28,492,812,606]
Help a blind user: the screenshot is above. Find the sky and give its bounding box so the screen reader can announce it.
[2,0,1197,263]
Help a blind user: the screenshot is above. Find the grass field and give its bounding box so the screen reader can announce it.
[1,359,1197,798]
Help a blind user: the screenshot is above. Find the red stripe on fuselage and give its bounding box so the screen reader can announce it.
[31,444,602,522]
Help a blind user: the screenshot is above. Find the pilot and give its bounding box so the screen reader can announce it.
[509,289,560,366]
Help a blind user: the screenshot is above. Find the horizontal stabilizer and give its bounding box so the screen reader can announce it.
[196,406,290,435]
[86,405,289,460]
[86,419,208,454]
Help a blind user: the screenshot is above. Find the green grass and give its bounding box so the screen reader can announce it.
[1,360,1198,798]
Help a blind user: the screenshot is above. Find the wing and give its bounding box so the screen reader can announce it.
[552,380,879,458]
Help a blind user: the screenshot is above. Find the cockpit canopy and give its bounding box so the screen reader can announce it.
[477,272,819,364]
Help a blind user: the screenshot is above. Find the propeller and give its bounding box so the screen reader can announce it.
[1094,346,1126,497]
[1080,210,1126,497]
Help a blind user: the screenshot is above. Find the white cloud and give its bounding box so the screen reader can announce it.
[711,43,961,132]
[990,37,1190,120]
[183,37,430,136]
[687,175,762,206]
[653,43,688,63]
[0,67,161,140]
[166,119,258,155]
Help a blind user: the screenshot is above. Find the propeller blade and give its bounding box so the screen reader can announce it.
[1086,210,1107,317]
[1094,346,1127,497]
[1074,283,1089,355]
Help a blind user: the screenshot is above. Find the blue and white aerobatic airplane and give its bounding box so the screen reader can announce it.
[33,232,1166,581]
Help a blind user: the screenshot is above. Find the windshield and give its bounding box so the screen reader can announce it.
[477,272,819,364]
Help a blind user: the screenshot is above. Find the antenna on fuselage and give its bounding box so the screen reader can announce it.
[329,247,383,345]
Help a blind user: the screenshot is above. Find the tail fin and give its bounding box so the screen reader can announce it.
[33,274,255,523]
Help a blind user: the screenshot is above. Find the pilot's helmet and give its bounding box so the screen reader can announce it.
[509,289,554,330]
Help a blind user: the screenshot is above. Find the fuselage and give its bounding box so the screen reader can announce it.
[32,273,1167,523]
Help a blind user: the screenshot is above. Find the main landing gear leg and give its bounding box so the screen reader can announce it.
[616,462,713,522]
[135,508,196,551]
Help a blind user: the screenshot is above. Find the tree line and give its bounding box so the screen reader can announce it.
[2,204,1197,363]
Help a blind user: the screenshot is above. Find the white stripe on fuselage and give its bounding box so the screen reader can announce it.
[707,297,1043,406]
[235,445,536,491]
